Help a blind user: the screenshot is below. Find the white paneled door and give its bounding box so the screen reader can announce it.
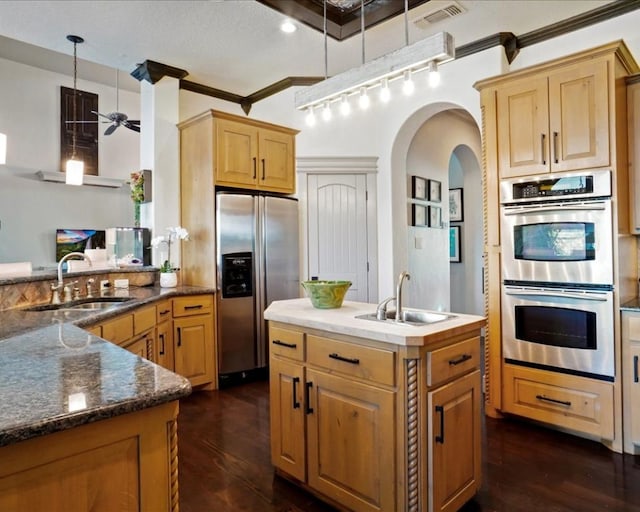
[307,173,369,302]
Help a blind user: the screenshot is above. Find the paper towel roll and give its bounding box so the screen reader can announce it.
[84,249,107,262]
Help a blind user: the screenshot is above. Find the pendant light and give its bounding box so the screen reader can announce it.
[65,35,84,186]
[0,132,6,165]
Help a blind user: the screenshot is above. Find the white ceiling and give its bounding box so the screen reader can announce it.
[0,1,618,95]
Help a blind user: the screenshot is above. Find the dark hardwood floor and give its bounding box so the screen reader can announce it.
[178,380,640,512]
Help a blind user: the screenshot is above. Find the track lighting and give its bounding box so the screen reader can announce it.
[358,88,370,110]
[0,133,6,165]
[379,78,391,103]
[322,102,332,122]
[305,107,316,127]
[402,70,415,96]
[340,95,351,116]
[428,61,441,88]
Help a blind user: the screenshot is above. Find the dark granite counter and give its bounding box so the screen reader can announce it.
[621,298,640,311]
[0,285,215,447]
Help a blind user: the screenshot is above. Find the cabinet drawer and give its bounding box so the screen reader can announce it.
[173,295,213,317]
[502,364,614,439]
[625,313,640,341]
[156,300,173,324]
[101,314,134,344]
[269,325,305,361]
[307,335,395,386]
[134,305,156,336]
[427,336,481,387]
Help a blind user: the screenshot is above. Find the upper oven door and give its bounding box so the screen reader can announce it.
[501,199,613,286]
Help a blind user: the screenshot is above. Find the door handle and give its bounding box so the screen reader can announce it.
[177,327,182,347]
[536,394,571,407]
[252,157,257,179]
[435,405,445,444]
[292,377,300,409]
[305,381,314,414]
[553,131,559,164]
[159,333,165,355]
[541,133,546,165]
[261,158,266,180]
[634,355,639,383]
[504,289,608,302]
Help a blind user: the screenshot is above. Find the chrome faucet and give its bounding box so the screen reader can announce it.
[57,252,92,301]
[395,271,411,323]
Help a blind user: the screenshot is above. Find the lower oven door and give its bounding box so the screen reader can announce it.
[502,284,614,380]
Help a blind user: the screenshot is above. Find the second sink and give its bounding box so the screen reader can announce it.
[356,308,455,326]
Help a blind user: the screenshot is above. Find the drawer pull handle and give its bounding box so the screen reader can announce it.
[184,304,203,310]
[292,377,300,409]
[634,355,639,383]
[272,339,297,349]
[435,405,445,444]
[536,394,571,407]
[159,333,165,355]
[329,353,360,365]
[159,309,171,316]
[305,381,314,414]
[449,354,472,366]
[177,327,182,347]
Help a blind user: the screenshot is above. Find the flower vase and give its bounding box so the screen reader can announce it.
[134,201,141,228]
[160,271,178,288]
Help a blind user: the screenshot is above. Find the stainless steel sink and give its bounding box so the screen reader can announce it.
[355,309,455,326]
[26,297,133,312]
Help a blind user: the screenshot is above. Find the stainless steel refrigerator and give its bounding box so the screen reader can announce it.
[216,191,299,385]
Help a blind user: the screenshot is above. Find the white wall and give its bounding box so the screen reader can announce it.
[0,56,140,268]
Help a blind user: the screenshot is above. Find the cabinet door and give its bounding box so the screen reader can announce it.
[306,369,395,512]
[428,370,481,512]
[497,76,549,178]
[628,343,640,448]
[215,118,258,187]
[156,320,174,371]
[628,81,640,233]
[258,128,295,193]
[269,357,306,482]
[548,59,610,172]
[174,315,214,387]
[122,330,154,361]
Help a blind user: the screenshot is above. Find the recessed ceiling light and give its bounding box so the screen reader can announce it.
[281,19,297,33]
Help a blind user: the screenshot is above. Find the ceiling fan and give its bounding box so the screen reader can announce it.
[92,69,140,135]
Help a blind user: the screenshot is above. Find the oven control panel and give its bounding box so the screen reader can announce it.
[500,169,611,204]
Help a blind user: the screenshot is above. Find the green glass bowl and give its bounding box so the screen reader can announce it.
[301,280,352,309]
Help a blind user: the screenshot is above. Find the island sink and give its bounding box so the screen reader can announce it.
[356,308,455,326]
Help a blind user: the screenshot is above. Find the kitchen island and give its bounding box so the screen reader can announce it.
[0,286,203,512]
[264,298,486,512]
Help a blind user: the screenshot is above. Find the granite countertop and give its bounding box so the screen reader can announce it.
[0,285,214,341]
[621,298,640,311]
[0,285,215,447]
[264,298,486,346]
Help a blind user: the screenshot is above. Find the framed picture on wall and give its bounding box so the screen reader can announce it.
[449,188,464,222]
[411,176,427,200]
[411,204,427,226]
[428,179,442,202]
[428,205,441,228]
[450,226,461,262]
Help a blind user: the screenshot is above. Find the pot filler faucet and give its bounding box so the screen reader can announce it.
[52,252,92,304]
[375,271,411,322]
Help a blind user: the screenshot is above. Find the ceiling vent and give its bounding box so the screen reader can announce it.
[413,2,466,28]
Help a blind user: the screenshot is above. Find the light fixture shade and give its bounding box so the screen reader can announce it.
[295,31,454,110]
[65,158,84,185]
[428,61,441,87]
[0,133,6,165]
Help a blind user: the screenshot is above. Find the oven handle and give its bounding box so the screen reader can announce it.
[502,203,607,215]
[504,289,608,302]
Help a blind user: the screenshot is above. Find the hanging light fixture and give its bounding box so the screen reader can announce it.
[65,35,85,186]
[0,132,6,165]
[295,0,454,116]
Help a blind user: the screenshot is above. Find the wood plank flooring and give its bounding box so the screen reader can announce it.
[178,380,640,512]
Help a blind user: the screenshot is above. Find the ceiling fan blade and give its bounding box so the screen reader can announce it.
[91,110,113,121]
[104,123,118,136]
[65,120,99,124]
[123,120,141,132]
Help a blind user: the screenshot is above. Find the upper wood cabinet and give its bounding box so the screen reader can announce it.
[180,109,298,195]
[496,58,610,178]
[627,75,640,233]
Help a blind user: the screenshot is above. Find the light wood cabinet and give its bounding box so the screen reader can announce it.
[627,75,640,233]
[621,311,640,454]
[87,294,216,388]
[428,370,481,512]
[269,321,483,512]
[496,58,609,178]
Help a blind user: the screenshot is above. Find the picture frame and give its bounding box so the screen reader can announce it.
[411,176,427,200]
[411,204,427,226]
[450,226,461,263]
[449,188,464,222]
[428,179,442,202]
[428,205,441,228]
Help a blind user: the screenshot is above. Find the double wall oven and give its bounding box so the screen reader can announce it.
[500,169,615,381]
